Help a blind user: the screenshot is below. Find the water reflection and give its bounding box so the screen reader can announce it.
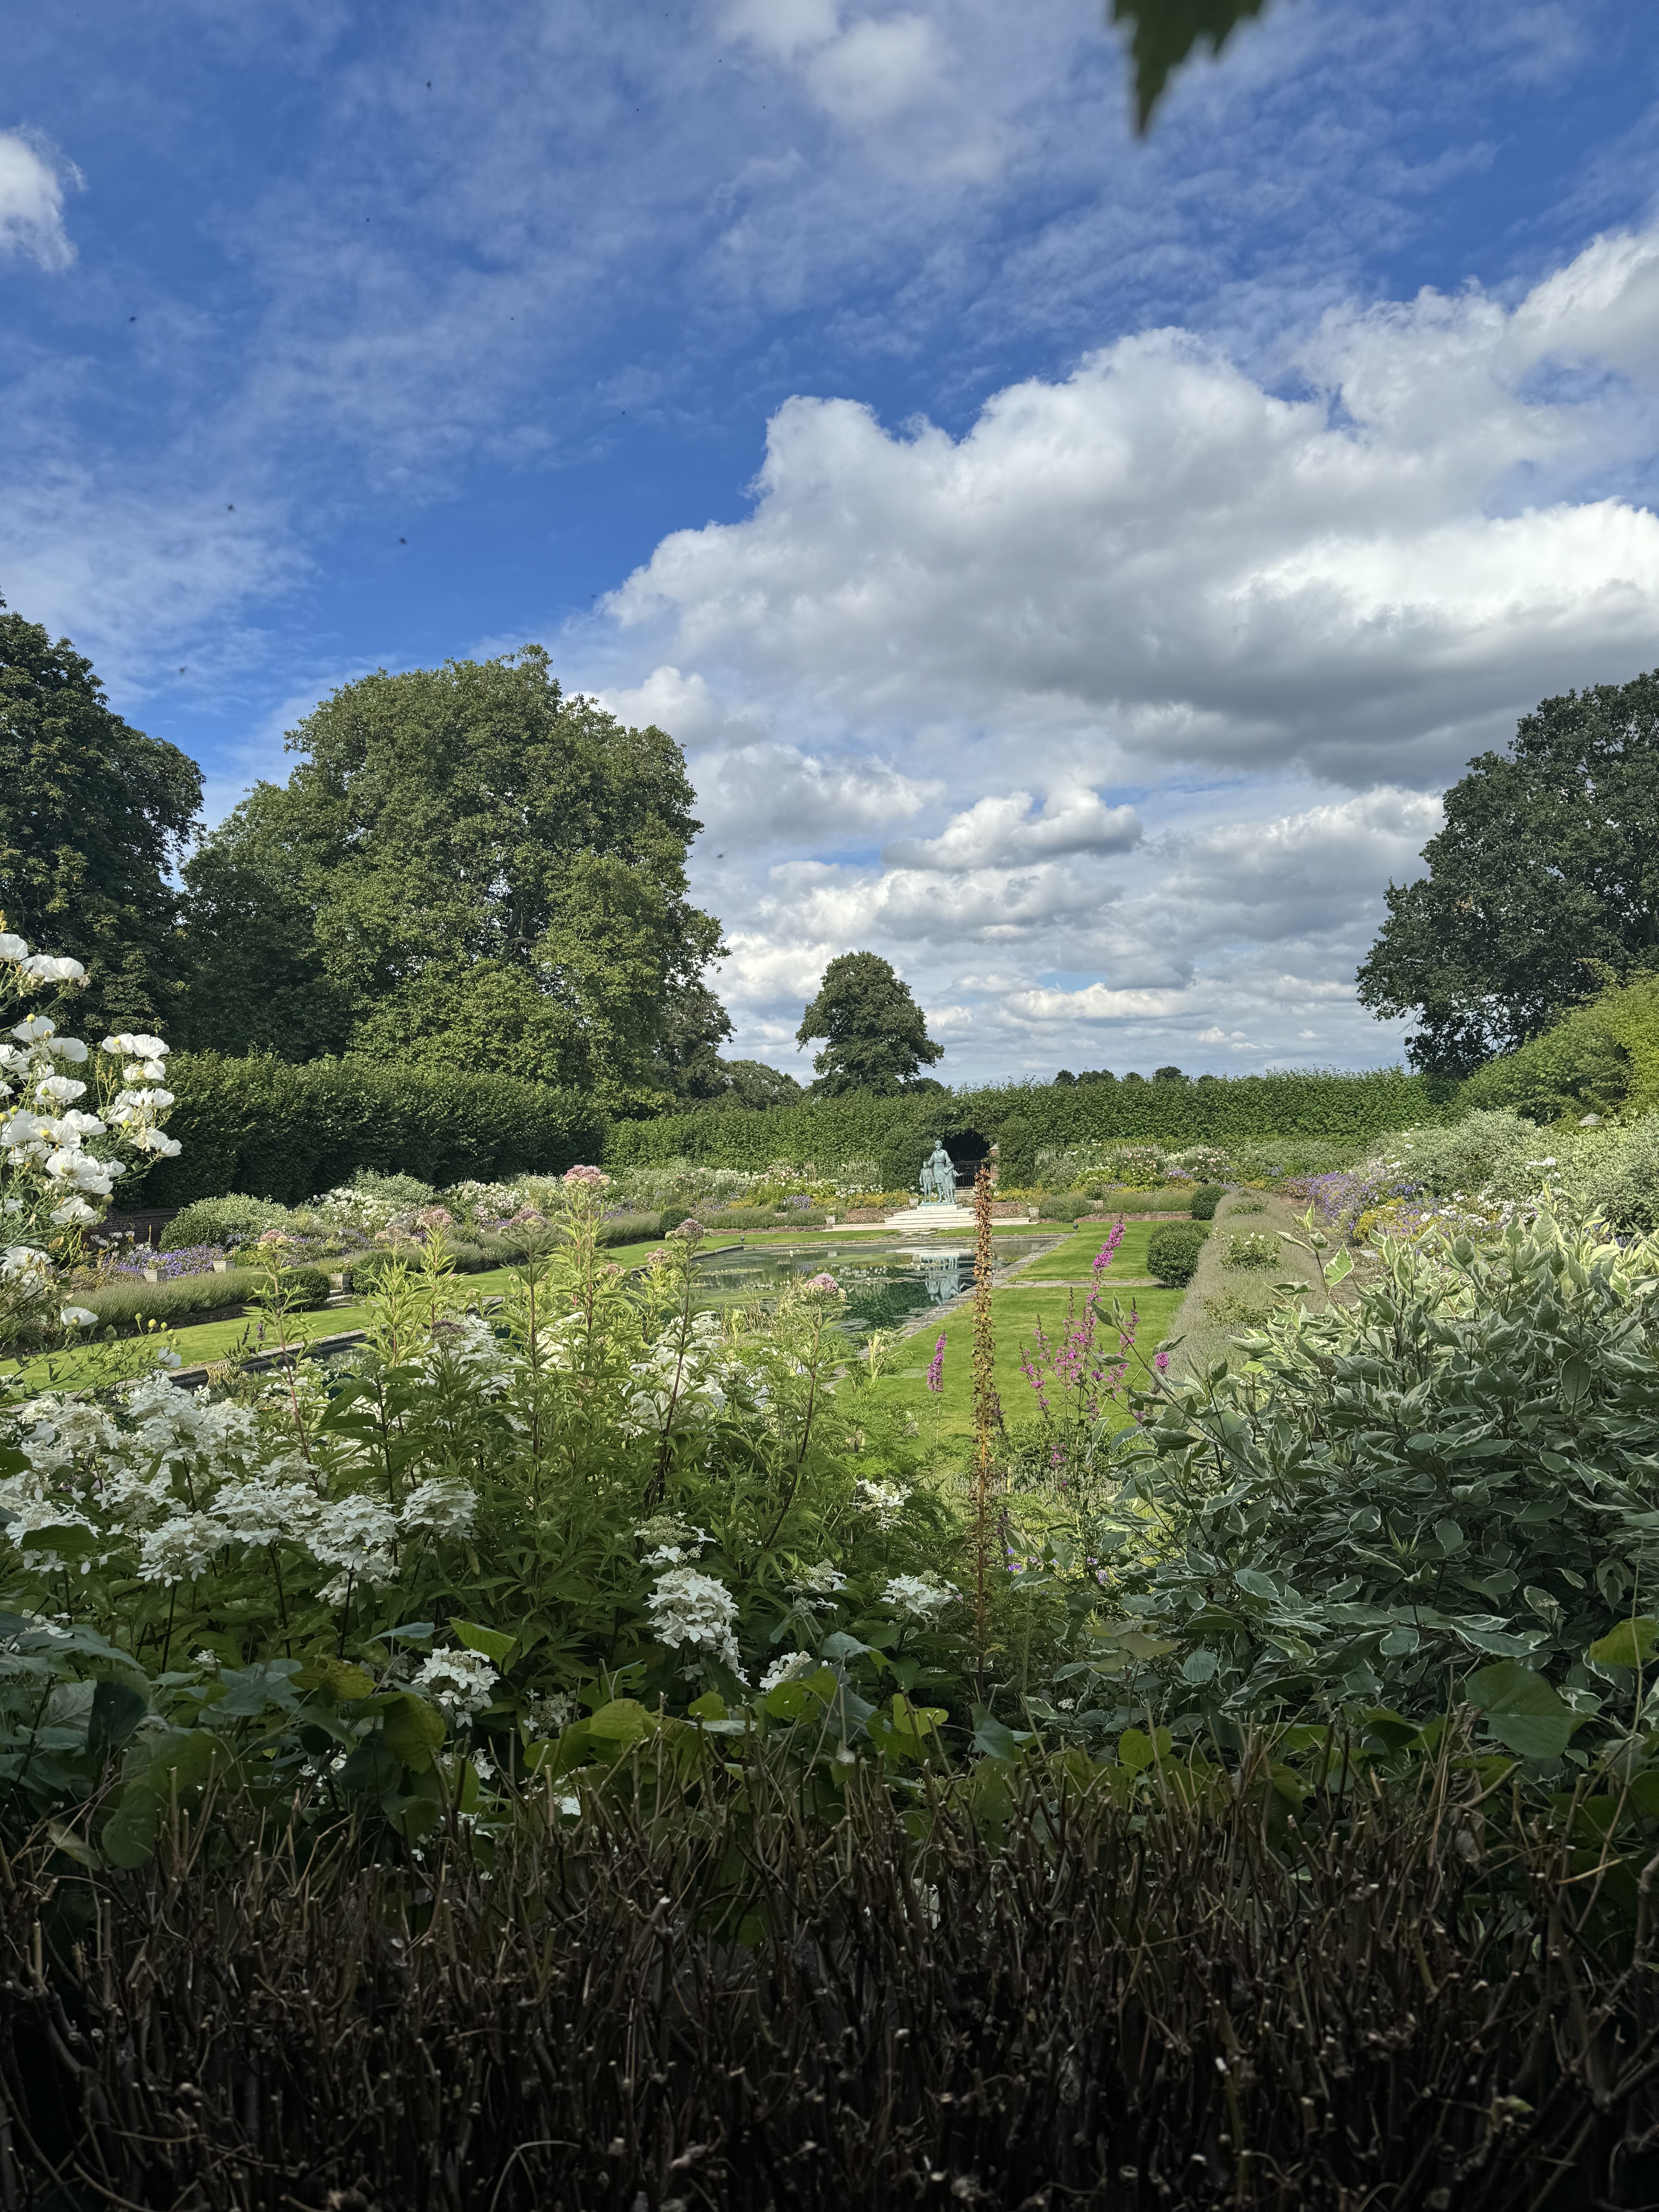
[694,1235,1056,1335]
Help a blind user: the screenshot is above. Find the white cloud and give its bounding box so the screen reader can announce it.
[0,130,77,272]
[806,15,944,128]
[883,788,1140,869]
[611,226,1659,791]
[721,0,841,61]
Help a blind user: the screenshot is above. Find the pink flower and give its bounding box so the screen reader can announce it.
[804,1270,839,1293]
[414,1205,453,1229]
[562,1164,611,1187]
[926,1333,946,1393]
[672,1218,706,1240]
[1153,1349,1171,1372]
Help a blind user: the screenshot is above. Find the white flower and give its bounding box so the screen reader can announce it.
[50,1198,98,1227]
[305,1493,398,1582]
[137,1512,227,1585]
[789,1561,847,1597]
[33,1076,86,1106]
[58,1307,97,1328]
[759,1650,819,1692]
[399,1476,477,1538]
[19,955,84,985]
[12,1018,54,1042]
[414,1646,498,1721]
[635,1515,709,1566]
[211,1478,315,1549]
[522,1690,578,1738]
[48,1036,88,1064]
[0,934,27,963]
[882,1574,956,1623]
[853,1477,908,1530]
[647,1566,744,1673]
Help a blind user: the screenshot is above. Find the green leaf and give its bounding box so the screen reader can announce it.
[451,1618,515,1668]
[1466,1661,1581,1761]
[381,1692,447,1770]
[1434,1519,1466,1554]
[970,1707,1031,1764]
[294,1656,374,1702]
[586,1698,656,1743]
[1118,1725,1171,1772]
[88,1678,148,1761]
[1589,1618,1659,1668]
[100,1785,161,1869]
[1181,1647,1219,1683]
[1233,1568,1278,1601]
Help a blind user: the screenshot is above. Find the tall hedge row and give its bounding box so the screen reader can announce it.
[601,1068,1451,1175]
[137,1055,608,1209]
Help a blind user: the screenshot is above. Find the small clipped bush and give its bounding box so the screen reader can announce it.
[160,1194,287,1252]
[1146,1222,1208,1286]
[352,1168,435,1210]
[1226,1233,1280,1271]
[1190,1184,1226,1219]
[278,1265,333,1311]
[347,1252,398,1293]
[657,1205,693,1233]
[1037,1195,1081,1220]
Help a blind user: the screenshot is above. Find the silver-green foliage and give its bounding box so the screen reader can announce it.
[1102,1214,1659,1728]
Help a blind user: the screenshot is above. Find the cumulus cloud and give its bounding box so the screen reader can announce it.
[610,225,1659,791]
[806,15,945,128]
[883,788,1141,869]
[0,130,77,272]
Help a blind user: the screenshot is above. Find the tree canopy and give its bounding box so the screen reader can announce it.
[1356,672,1659,1076]
[714,1058,806,1111]
[795,951,944,1097]
[179,649,728,1111]
[1111,0,1271,132]
[0,599,201,1034]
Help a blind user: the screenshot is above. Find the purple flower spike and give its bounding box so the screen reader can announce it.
[926,1332,947,1393]
[1154,1349,1171,1373]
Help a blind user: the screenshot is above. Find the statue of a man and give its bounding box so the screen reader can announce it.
[921,1140,955,1204]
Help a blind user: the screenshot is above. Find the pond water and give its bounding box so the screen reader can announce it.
[693,1234,1061,1336]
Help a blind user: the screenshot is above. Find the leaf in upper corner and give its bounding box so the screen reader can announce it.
[1110,0,1274,133]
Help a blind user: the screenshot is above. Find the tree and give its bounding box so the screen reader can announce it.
[0,599,201,1034]
[179,649,729,1109]
[795,951,944,1097]
[714,1059,805,1111]
[1356,672,1659,1076]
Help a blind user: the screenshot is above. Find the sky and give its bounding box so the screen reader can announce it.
[6,1,1659,1086]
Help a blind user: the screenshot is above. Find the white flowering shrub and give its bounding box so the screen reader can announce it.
[0,932,180,1350]
[0,1178,954,1853]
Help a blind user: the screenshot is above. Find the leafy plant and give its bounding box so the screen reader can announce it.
[1224,1231,1279,1270]
[1189,1183,1225,1218]
[1145,1222,1207,1285]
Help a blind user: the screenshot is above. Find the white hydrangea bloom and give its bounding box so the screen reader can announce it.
[882,1574,956,1622]
[399,1477,477,1539]
[137,1512,227,1585]
[789,1561,847,1597]
[647,1565,743,1673]
[414,1646,498,1721]
[759,1650,819,1692]
[853,1478,908,1530]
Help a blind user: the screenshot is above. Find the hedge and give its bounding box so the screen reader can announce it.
[601,1069,1452,1177]
[137,1056,608,1210]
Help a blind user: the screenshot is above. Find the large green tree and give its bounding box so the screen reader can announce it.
[179,649,728,1109]
[795,951,944,1097]
[1356,672,1659,1076]
[0,598,201,1034]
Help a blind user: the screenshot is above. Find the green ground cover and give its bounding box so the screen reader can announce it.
[1014,1221,1163,1282]
[881,1284,1184,1437]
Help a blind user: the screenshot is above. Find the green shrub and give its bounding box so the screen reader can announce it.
[278,1265,332,1312]
[657,1205,692,1233]
[159,1195,288,1252]
[350,1168,435,1209]
[603,1069,1450,1181]
[995,1114,1037,1188]
[704,1206,785,1231]
[75,1269,266,1331]
[1146,1223,1208,1285]
[347,1252,398,1294]
[1108,1213,1659,1724]
[1034,1194,1079,1220]
[1227,1197,1266,1214]
[1225,1233,1279,1270]
[1189,1184,1226,1219]
[141,1055,608,1209]
[595,1212,662,1248]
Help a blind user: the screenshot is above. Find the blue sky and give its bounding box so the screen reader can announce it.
[6,0,1659,1082]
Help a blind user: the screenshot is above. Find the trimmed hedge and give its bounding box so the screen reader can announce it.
[1146,1222,1209,1286]
[1190,1184,1226,1219]
[602,1069,1451,1177]
[138,1055,607,1209]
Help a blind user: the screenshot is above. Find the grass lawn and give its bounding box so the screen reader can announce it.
[1013,1220,1175,1283]
[879,1284,1185,1439]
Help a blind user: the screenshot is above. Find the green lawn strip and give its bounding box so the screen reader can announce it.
[1014,1221,1170,1283]
[879,1285,1184,1438]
